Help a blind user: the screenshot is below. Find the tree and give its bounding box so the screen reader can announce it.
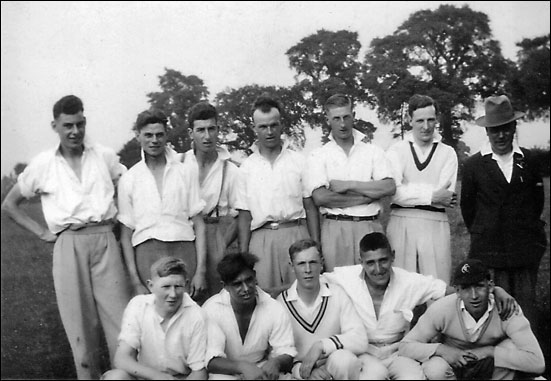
[509,34,550,120]
[363,4,510,151]
[286,29,375,142]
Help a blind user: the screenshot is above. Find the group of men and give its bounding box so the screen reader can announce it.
[2,91,547,380]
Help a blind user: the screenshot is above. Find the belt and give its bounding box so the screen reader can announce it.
[325,214,378,222]
[258,219,305,230]
[390,204,445,213]
[67,219,114,231]
[203,216,221,224]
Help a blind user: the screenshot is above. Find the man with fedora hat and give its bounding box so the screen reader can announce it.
[460,95,547,326]
[398,258,545,380]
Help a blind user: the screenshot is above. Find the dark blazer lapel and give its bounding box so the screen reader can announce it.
[480,154,508,186]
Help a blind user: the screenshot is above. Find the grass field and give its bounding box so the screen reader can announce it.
[1,178,550,379]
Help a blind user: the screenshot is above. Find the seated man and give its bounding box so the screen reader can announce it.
[399,259,545,380]
[277,239,367,380]
[323,232,519,380]
[103,256,207,380]
[203,253,297,380]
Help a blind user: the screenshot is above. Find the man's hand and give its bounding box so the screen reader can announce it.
[261,358,282,380]
[493,286,520,320]
[431,182,457,208]
[309,366,333,380]
[40,229,57,243]
[467,346,494,361]
[436,344,478,368]
[300,341,324,379]
[238,361,266,380]
[189,273,207,299]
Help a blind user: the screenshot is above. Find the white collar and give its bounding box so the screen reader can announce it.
[285,279,332,302]
[480,141,523,158]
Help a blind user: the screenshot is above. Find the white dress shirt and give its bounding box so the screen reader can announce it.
[17,140,126,234]
[203,287,297,365]
[480,141,523,183]
[118,293,207,373]
[117,147,205,246]
[306,129,393,217]
[235,142,310,230]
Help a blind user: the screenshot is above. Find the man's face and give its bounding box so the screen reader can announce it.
[456,279,494,320]
[52,112,86,151]
[148,273,187,317]
[326,105,354,142]
[253,108,282,150]
[191,118,218,154]
[224,268,257,307]
[291,246,323,291]
[136,123,168,157]
[486,124,515,155]
[359,248,393,289]
[410,105,437,145]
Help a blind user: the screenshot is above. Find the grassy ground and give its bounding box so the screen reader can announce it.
[1,178,549,379]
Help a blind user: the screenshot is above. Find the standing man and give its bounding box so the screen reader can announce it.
[399,259,545,380]
[323,232,519,380]
[1,95,132,379]
[203,253,297,380]
[277,239,367,380]
[117,109,207,299]
[183,101,240,297]
[386,94,458,283]
[307,94,395,272]
[236,94,320,296]
[461,95,547,325]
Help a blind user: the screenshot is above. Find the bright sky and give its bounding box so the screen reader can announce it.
[2,1,550,176]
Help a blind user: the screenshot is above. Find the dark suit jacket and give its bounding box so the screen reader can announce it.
[460,148,546,268]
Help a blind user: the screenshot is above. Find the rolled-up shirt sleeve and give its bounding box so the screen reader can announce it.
[269,303,298,358]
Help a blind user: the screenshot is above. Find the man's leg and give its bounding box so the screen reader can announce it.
[325,349,362,379]
[358,353,389,380]
[422,356,456,380]
[416,219,451,284]
[53,230,107,379]
[387,354,425,380]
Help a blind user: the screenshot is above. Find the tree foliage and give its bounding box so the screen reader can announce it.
[509,34,550,120]
[363,4,510,151]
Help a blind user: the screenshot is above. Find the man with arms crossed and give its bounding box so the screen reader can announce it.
[278,239,367,380]
[386,94,458,283]
[399,259,545,380]
[307,94,395,271]
[203,252,297,380]
[2,95,132,379]
[324,232,518,380]
[103,256,207,380]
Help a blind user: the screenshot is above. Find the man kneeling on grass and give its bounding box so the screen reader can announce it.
[103,257,207,380]
[398,258,545,380]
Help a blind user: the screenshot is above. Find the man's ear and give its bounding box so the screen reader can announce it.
[146,279,153,292]
[488,279,495,293]
[51,120,56,130]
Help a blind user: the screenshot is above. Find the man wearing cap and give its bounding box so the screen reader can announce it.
[460,94,547,325]
[399,259,545,380]
[236,94,320,297]
[386,94,458,284]
[306,94,395,272]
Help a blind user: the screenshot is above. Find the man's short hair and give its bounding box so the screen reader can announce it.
[408,94,439,117]
[252,93,282,115]
[288,239,320,262]
[324,94,353,113]
[134,109,168,132]
[359,232,392,254]
[188,101,218,128]
[53,95,84,119]
[150,256,188,279]
[217,252,259,284]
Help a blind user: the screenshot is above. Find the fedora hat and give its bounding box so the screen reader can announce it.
[475,95,525,127]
